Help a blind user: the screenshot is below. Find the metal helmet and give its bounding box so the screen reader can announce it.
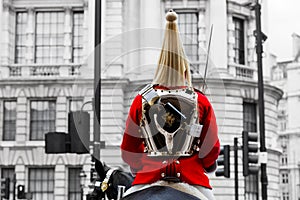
[152,10,192,88]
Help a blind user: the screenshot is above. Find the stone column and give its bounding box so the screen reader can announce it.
[64,7,72,64]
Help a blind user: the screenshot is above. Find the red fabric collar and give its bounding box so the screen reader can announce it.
[154,85,188,90]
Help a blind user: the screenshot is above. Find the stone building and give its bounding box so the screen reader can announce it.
[271,33,300,200]
[0,0,96,199]
[0,0,283,200]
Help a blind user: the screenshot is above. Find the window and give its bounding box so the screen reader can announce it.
[15,12,28,64]
[3,101,17,141]
[282,192,289,200]
[1,168,15,200]
[281,173,289,184]
[279,116,287,131]
[233,17,245,65]
[30,100,56,140]
[15,10,84,64]
[245,174,258,200]
[281,152,288,165]
[177,12,198,61]
[272,67,284,81]
[280,143,288,165]
[72,12,84,63]
[243,102,257,132]
[35,12,65,64]
[29,168,54,200]
[68,168,82,200]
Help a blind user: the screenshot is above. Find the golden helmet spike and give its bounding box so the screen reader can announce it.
[152,9,192,88]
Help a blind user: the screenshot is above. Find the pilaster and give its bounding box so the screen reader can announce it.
[198,9,206,63]
[16,96,27,144]
[64,7,72,64]
[54,164,66,200]
[82,1,89,63]
[56,96,67,133]
[1,1,11,65]
[209,0,227,69]
[15,164,26,189]
[0,0,3,65]
[123,0,140,77]
[139,0,162,80]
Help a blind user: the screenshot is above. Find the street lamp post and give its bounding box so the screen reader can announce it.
[243,0,268,199]
[94,0,101,162]
[253,1,268,200]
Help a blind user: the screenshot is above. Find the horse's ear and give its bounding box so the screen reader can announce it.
[95,159,106,179]
[103,162,111,172]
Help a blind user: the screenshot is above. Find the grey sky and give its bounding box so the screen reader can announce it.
[267,0,300,61]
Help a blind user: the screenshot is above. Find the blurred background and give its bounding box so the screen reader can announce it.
[0,0,299,199]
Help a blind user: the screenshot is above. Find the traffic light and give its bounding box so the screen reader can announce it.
[242,131,259,176]
[215,145,230,178]
[45,132,68,153]
[1,178,10,199]
[17,185,26,199]
[45,111,90,154]
[69,111,90,154]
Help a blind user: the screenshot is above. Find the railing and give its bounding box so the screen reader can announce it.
[1,64,82,78]
[228,63,257,80]
[190,61,206,75]
[30,65,60,76]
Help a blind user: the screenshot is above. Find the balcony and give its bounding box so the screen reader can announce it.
[228,63,257,80]
[0,64,82,79]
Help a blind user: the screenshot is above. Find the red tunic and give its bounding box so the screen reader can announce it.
[121,86,220,189]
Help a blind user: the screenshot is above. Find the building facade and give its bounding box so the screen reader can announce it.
[0,0,96,199]
[271,33,300,200]
[0,0,283,200]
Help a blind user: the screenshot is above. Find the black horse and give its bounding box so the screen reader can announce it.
[89,160,204,200]
[88,160,134,200]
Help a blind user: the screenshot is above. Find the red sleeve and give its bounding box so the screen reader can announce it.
[120,95,144,172]
[196,92,220,170]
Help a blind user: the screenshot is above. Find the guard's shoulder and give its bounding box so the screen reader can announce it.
[193,88,205,96]
[193,88,212,106]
